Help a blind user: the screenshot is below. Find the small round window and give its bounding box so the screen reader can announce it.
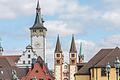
[35,70,39,73]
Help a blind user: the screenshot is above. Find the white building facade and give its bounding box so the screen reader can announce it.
[16,45,37,68]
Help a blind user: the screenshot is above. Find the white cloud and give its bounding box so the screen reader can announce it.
[102,10,120,25]
[45,21,80,36]
[101,35,120,47]
[75,39,97,61]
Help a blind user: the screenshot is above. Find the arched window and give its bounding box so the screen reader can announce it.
[64,65,67,69]
[64,78,68,80]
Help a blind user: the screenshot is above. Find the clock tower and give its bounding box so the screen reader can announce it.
[30,0,47,61]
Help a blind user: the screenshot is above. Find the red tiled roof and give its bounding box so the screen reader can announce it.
[0,55,28,79]
[0,55,20,63]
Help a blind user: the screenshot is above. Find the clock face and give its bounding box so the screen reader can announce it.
[34,41,41,48]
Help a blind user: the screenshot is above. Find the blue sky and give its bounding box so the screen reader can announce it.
[0,0,120,69]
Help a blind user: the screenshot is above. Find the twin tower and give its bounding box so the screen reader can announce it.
[54,35,84,80]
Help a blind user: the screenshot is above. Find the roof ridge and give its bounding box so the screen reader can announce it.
[95,47,119,67]
[93,49,114,67]
[77,49,113,74]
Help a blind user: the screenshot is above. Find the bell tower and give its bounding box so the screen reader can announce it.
[54,35,63,80]
[69,35,77,80]
[30,0,47,61]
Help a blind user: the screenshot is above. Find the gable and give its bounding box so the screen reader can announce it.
[76,49,113,75]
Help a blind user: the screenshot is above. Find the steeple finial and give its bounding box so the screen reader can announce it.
[69,35,77,53]
[37,0,40,9]
[55,35,62,53]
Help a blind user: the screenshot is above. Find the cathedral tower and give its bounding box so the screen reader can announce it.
[30,0,47,61]
[54,35,63,80]
[69,35,77,80]
[78,42,84,63]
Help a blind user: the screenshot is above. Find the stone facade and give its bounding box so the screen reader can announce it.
[54,36,83,80]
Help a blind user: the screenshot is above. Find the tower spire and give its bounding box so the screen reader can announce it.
[78,42,84,63]
[37,0,40,10]
[30,0,47,31]
[79,42,82,56]
[55,35,62,53]
[69,35,77,53]
[0,38,3,55]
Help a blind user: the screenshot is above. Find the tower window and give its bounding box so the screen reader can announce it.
[57,54,60,57]
[28,54,31,58]
[71,54,75,57]
[28,61,30,64]
[64,65,67,69]
[71,60,75,64]
[23,61,25,64]
[33,30,36,32]
[40,30,43,32]
[64,73,68,76]
[56,60,60,64]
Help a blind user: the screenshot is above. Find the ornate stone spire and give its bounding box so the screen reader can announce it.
[0,39,3,55]
[69,35,77,53]
[30,0,47,31]
[78,42,84,63]
[79,42,82,57]
[54,35,62,53]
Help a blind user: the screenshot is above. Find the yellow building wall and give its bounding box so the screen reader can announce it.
[75,68,119,80]
[75,75,90,80]
[98,68,116,80]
